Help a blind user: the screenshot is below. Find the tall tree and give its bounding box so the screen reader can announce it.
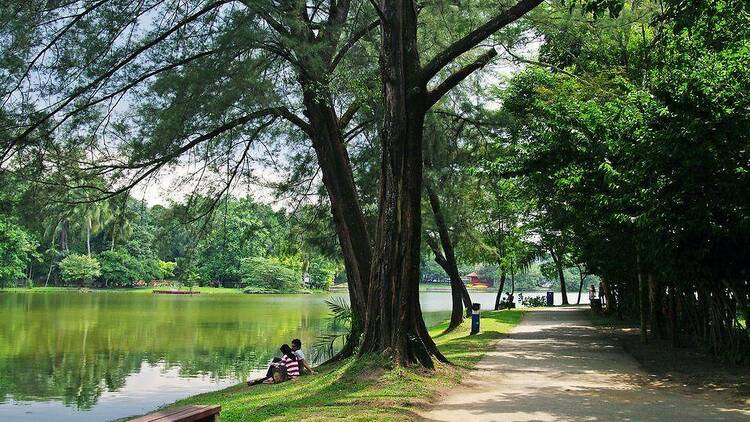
[2,0,623,367]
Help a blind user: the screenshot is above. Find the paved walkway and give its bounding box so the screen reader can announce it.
[420,306,750,421]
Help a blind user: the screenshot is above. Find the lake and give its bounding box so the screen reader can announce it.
[0,289,581,421]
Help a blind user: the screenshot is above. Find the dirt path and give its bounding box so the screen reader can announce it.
[419,306,750,421]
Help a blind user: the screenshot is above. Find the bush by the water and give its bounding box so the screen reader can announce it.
[60,254,101,287]
[158,260,177,279]
[240,257,302,292]
[521,295,547,307]
[307,257,337,290]
[98,250,164,287]
[0,218,35,288]
[98,250,142,287]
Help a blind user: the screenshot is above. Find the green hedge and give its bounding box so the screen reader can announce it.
[240,257,302,291]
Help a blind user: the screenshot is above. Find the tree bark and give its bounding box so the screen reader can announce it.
[300,95,373,359]
[601,277,615,313]
[427,238,466,332]
[576,268,586,305]
[425,183,472,329]
[360,0,446,366]
[274,2,377,362]
[494,271,507,310]
[359,0,542,367]
[637,253,648,343]
[550,249,569,305]
[648,274,666,339]
[669,283,679,347]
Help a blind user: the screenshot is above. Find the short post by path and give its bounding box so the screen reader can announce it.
[470,303,481,335]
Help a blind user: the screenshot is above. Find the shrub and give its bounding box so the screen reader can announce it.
[139,258,162,281]
[60,254,101,287]
[0,218,34,288]
[98,250,141,287]
[307,257,337,290]
[240,257,302,292]
[521,295,547,308]
[195,258,242,287]
[158,261,177,280]
[98,251,162,287]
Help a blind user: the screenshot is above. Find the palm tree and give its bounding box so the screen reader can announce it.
[45,200,110,256]
[106,197,136,250]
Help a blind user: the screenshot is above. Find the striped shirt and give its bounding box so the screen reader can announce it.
[281,355,300,378]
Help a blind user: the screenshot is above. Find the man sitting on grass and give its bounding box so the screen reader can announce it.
[247,343,301,386]
[291,338,315,375]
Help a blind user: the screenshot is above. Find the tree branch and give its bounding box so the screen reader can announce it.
[499,44,580,79]
[88,107,302,171]
[5,0,231,163]
[426,48,497,106]
[274,106,313,135]
[419,0,543,84]
[2,0,110,107]
[338,102,360,129]
[330,18,380,70]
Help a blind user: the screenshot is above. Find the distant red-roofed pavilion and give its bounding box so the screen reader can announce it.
[466,271,492,288]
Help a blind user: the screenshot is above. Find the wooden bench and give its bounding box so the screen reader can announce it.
[130,405,221,422]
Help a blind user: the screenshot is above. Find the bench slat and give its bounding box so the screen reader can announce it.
[131,406,191,420]
[130,405,221,422]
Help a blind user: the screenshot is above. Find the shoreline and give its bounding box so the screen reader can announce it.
[120,310,525,422]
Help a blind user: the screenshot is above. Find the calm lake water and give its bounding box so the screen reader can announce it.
[0,289,580,421]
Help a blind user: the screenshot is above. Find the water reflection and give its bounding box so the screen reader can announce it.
[0,291,452,420]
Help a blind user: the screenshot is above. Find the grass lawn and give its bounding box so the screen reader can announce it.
[162,310,524,421]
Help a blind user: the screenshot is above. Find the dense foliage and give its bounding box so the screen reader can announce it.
[488,0,750,360]
[240,257,302,292]
[0,217,35,288]
[59,255,101,288]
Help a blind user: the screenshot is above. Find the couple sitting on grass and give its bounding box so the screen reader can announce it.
[247,338,315,386]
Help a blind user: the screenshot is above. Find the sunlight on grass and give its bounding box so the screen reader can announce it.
[167,310,524,421]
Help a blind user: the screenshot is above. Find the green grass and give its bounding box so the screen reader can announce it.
[159,310,524,421]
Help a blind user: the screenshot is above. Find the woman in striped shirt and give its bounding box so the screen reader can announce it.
[279,343,300,378]
[249,344,300,385]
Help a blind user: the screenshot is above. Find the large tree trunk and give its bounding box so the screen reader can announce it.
[637,253,648,343]
[669,283,679,347]
[300,94,373,361]
[425,183,472,331]
[494,270,507,310]
[360,0,444,366]
[648,275,666,339]
[577,272,585,305]
[550,249,569,305]
[601,277,615,313]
